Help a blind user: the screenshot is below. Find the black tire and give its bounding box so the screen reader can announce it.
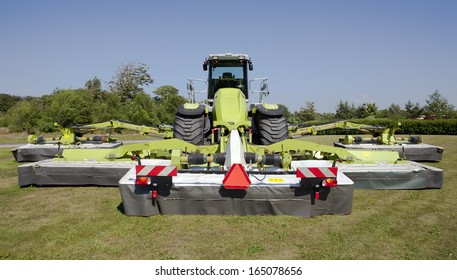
[253,111,288,145]
[176,104,205,116]
[173,112,205,145]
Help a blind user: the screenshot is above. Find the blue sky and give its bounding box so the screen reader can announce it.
[1,0,456,113]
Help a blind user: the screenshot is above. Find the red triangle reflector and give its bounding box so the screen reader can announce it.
[222,163,251,190]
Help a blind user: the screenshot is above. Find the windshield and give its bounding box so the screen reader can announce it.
[208,63,248,100]
[211,66,244,80]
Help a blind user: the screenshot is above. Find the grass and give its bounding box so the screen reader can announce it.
[0,134,456,259]
[0,129,28,144]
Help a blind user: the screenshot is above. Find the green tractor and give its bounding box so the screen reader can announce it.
[174,53,288,146]
[17,53,443,217]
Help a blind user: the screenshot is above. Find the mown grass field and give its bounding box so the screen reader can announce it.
[0,134,456,260]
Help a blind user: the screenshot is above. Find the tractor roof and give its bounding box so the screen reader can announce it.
[207,53,250,61]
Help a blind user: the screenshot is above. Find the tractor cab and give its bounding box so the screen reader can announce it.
[203,53,253,103]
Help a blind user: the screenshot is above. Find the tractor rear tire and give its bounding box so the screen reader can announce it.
[173,105,205,145]
[253,106,288,145]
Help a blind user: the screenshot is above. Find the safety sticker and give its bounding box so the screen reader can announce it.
[268,178,284,183]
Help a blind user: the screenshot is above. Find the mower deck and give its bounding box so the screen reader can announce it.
[120,170,352,217]
[333,142,443,162]
[17,157,443,217]
[18,159,134,186]
[119,159,354,217]
[18,159,443,190]
[11,143,122,162]
[338,161,443,190]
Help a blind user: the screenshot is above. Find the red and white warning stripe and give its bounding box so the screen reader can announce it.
[296,167,337,178]
[135,165,177,177]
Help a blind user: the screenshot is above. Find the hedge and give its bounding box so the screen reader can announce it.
[299,119,457,136]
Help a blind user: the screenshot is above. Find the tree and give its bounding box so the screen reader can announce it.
[119,92,160,125]
[153,85,186,124]
[355,103,378,119]
[108,62,154,101]
[153,85,179,98]
[423,90,455,118]
[404,100,423,119]
[0,93,22,112]
[6,98,44,133]
[335,101,356,119]
[321,112,336,120]
[85,77,102,93]
[387,103,403,118]
[375,103,405,118]
[297,101,317,122]
[90,91,123,122]
[45,89,95,127]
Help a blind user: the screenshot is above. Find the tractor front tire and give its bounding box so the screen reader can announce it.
[173,105,205,145]
[253,106,288,145]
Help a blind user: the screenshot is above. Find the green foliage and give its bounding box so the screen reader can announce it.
[2,84,188,133]
[376,104,406,119]
[320,112,336,120]
[404,100,423,119]
[296,101,317,122]
[0,93,22,112]
[423,90,455,118]
[335,100,356,119]
[108,62,154,101]
[153,86,186,125]
[5,98,44,133]
[288,89,455,133]
[355,103,378,118]
[119,92,160,125]
[352,118,457,135]
[90,91,124,122]
[388,103,403,117]
[153,85,179,97]
[5,90,98,133]
[45,89,95,127]
[85,77,102,93]
[2,62,455,135]
[307,118,457,135]
[397,119,457,135]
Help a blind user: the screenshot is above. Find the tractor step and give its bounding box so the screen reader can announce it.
[333,142,444,162]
